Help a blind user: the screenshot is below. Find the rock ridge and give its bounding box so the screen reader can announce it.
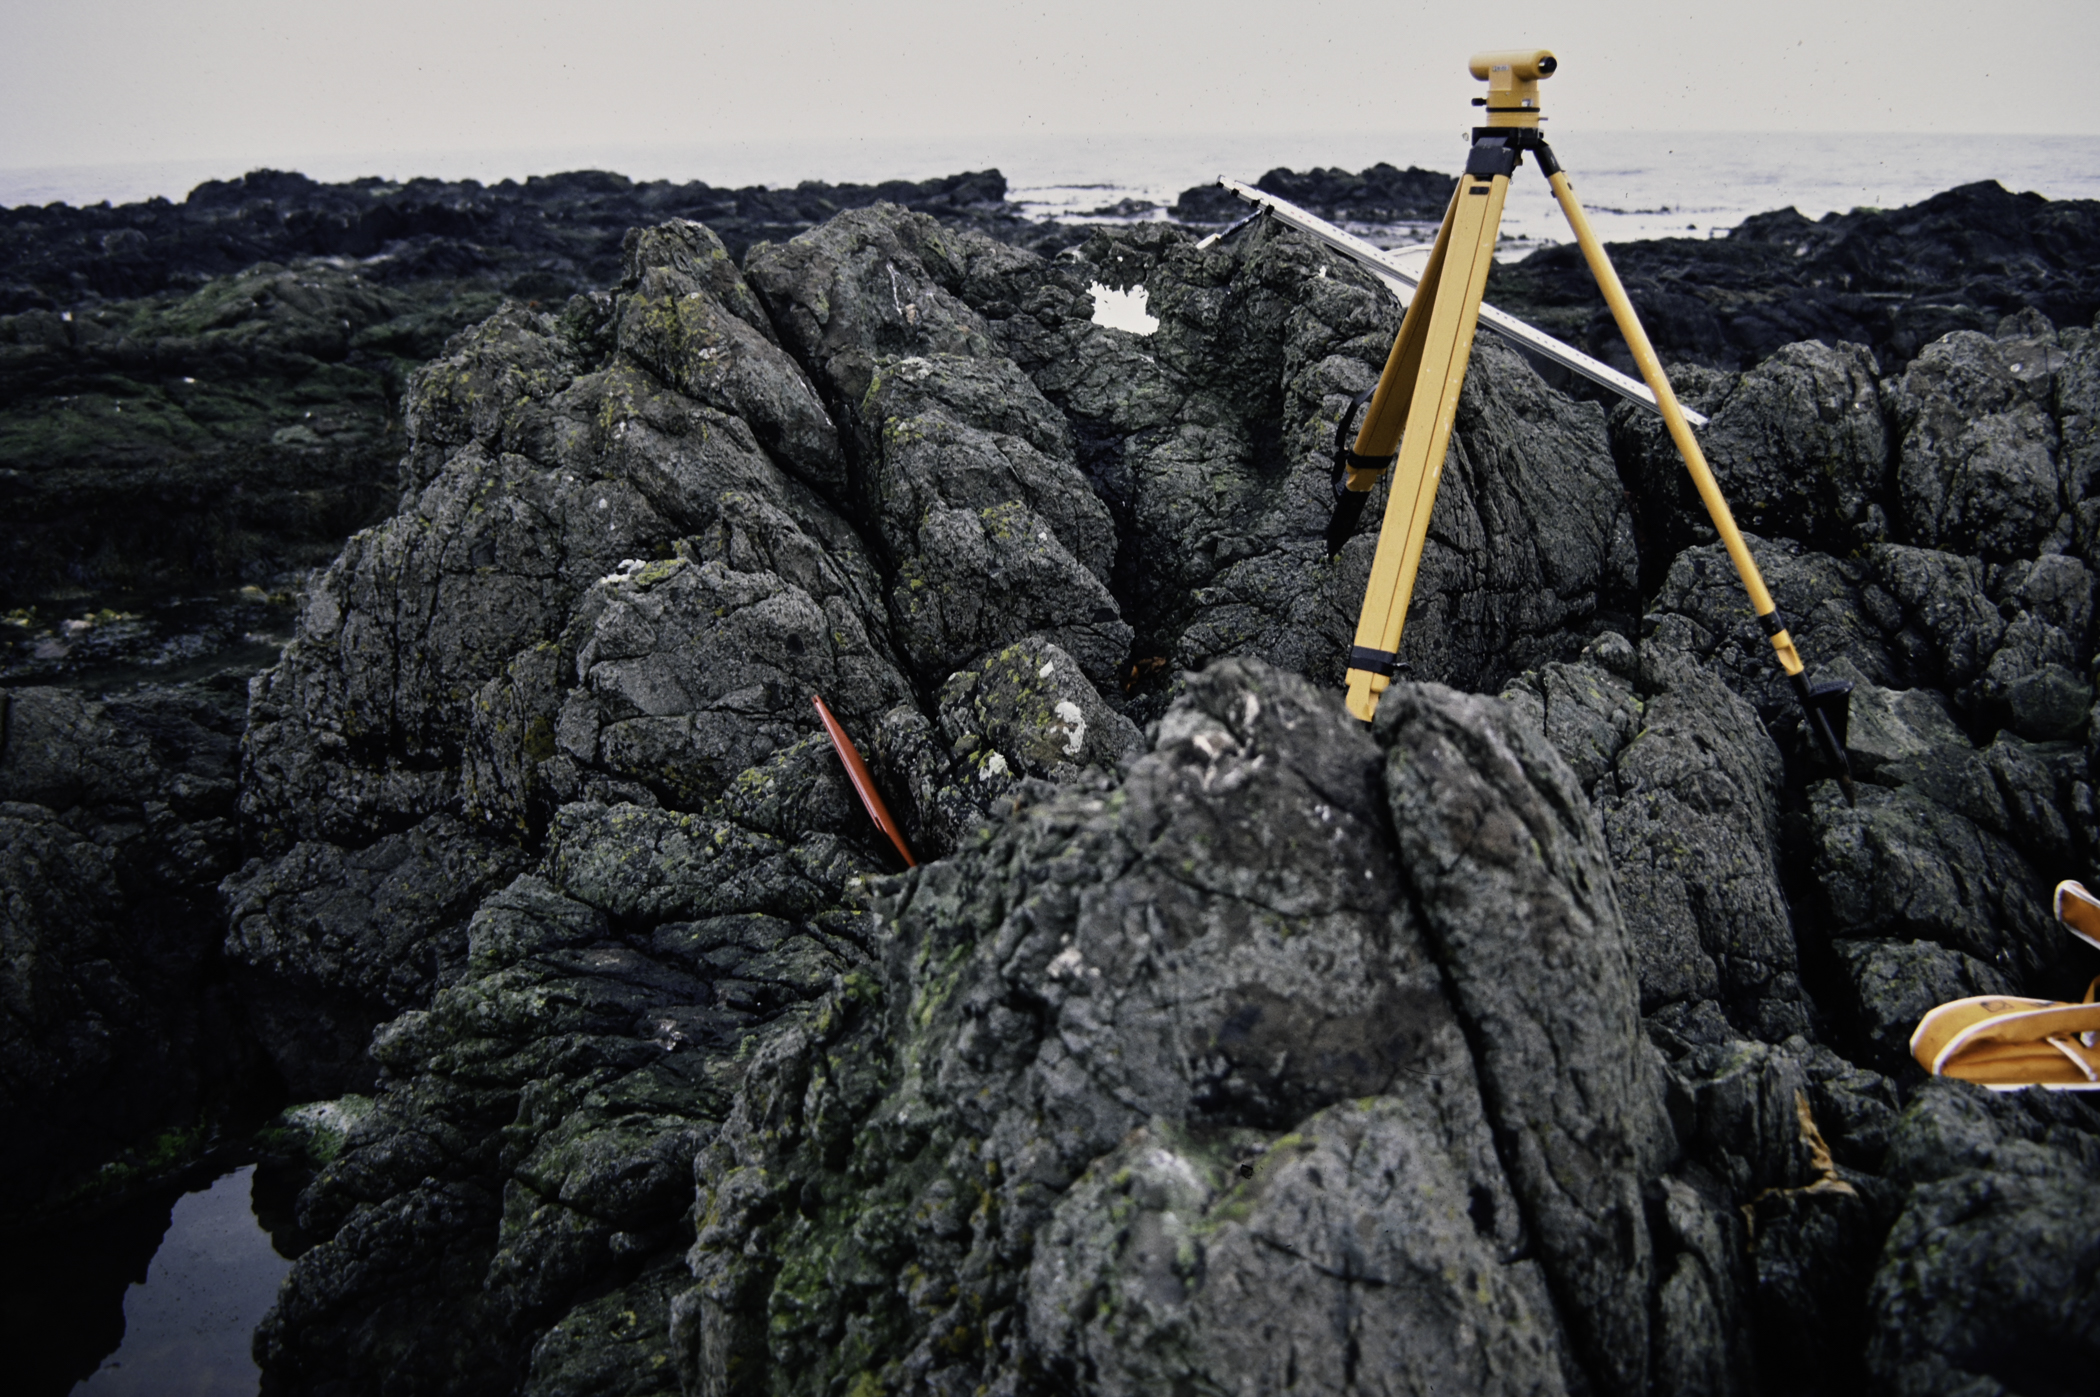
[5,185,2100,1396]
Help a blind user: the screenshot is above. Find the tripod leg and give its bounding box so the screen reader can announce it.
[1543,166,1857,801]
[1354,184,1463,461]
[1324,187,1463,556]
[1343,152,1516,721]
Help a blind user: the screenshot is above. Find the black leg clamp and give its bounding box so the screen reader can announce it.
[1325,389,1396,556]
[1790,670,1858,806]
[1331,388,1396,493]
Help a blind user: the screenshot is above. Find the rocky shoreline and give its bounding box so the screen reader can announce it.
[4,165,2100,1396]
[0,168,1050,689]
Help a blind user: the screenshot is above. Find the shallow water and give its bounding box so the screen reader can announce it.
[1,586,297,691]
[65,1167,294,1397]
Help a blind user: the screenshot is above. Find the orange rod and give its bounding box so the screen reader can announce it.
[812,694,918,868]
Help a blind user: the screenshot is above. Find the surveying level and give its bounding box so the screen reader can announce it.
[1330,49,1856,800]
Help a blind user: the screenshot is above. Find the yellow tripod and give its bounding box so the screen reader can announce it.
[1333,48,1855,798]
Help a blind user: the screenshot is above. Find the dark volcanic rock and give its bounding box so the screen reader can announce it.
[677,661,1674,1397]
[1611,339,1889,575]
[0,167,1025,313]
[1830,937,2016,1073]
[0,260,421,616]
[1170,162,1457,226]
[743,208,1129,688]
[1889,310,2086,561]
[1868,1082,2100,1396]
[0,168,1036,629]
[226,219,919,1104]
[1812,775,2060,996]
[254,826,871,1397]
[0,677,263,1210]
[1489,180,2100,376]
[222,813,530,1096]
[1506,631,1812,1044]
[16,169,2100,1397]
[1664,1035,1903,1393]
[1646,532,1899,732]
[205,203,1689,1396]
[1372,677,1675,1394]
[983,218,1636,708]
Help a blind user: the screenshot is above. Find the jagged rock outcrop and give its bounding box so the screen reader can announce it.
[229,221,918,1071]
[1169,162,1457,226]
[0,168,1038,654]
[1890,309,2082,561]
[221,814,530,1096]
[1867,1082,2100,1396]
[741,208,1128,688]
[223,202,2100,1396]
[1489,179,2100,375]
[1611,339,1889,576]
[255,803,875,1396]
[675,662,1678,1397]
[202,202,1677,1395]
[1505,631,1811,1047]
[13,177,2100,1397]
[986,220,1637,704]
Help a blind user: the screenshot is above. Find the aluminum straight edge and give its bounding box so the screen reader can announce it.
[1208,176,1707,428]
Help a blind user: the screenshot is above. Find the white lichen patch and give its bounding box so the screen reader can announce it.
[1087,281,1159,336]
[277,1095,377,1164]
[1054,698,1087,755]
[1139,1145,1211,1201]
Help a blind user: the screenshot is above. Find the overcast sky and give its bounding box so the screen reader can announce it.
[2,0,2093,175]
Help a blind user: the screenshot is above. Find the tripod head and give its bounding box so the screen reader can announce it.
[1469,49,1557,128]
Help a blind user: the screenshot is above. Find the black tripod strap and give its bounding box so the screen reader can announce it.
[1332,387,1397,479]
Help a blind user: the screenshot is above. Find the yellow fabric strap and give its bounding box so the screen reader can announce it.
[1912,983,2100,1087]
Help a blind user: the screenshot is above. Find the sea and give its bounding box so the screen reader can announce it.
[4,129,2099,257]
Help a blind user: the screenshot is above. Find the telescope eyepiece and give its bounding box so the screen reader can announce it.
[1468,49,1558,82]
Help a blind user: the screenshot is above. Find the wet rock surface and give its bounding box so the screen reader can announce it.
[1,256,445,632]
[7,173,2100,1397]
